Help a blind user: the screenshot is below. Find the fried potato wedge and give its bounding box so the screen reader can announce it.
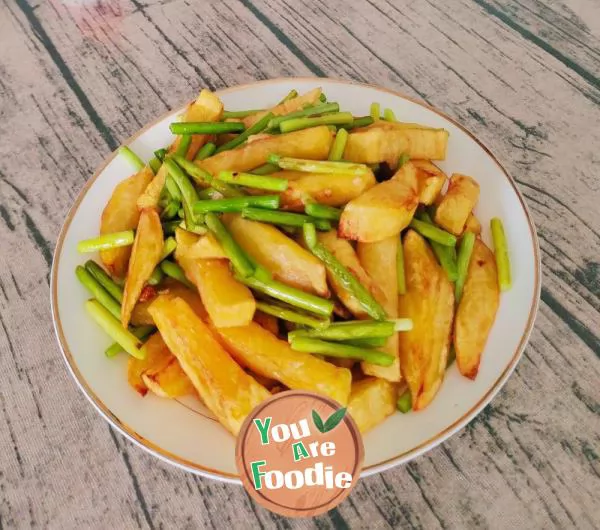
[243,87,322,128]
[137,91,223,209]
[357,236,401,382]
[412,160,447,205]
[434,174,480,235]
[347,378,397,433]
[224,215,329,296]
[216,322,352,405]
[463,213,482,235]
[175,228,226,260]
[142,359,196,398]
[174,226,199,252]
[454,239,499,379]
[174,238,254,327]
[414,271,453,410]
[130,277,206,326]
[149,296,270,435]
[130,301,155,327]
[317,230,381,318]
[191,258,256,328]
[121,209,163,327]
[398,230,454,410]
[343,122,449,164]
[276,169,376,210]
[339,162,419,242]
[127,332,169,396]
[193,233,227,259]
[127,332,194,398]
[137,164,167,210]
[100,166,154,278]
[356,235,398,313]
[198,126,333,176]
[171,89,223,160]
[173,249,206,291]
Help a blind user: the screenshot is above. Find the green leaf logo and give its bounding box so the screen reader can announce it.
[312,410,324,433]
[323,407,347,432]
[312,407,347,433]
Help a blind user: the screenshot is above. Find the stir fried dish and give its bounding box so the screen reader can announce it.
[75,87,512,435]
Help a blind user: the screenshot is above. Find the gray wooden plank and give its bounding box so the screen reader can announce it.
[472,0,600,91]
[0,0,598,528]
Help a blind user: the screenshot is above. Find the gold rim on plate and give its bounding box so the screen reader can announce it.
[50,76,541,484]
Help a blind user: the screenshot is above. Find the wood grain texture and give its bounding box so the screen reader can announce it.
[0,0,598,528]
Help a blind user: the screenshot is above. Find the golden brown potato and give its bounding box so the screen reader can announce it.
[347,378,398,433]
[434,174,480,235]
[463,213,482,235]
[142,359,196,398]
[127,332,167,396]
[216,322,352,405]
[130,300,155,327]
[130,278,206,326]
[175,228,226,260]
[411,160,447,205]
[100,166,154,278]
[197,233,227,258]
[339,162,419,243]
[198,126,333,176]
[137,164,167,210]
[121,209,164,327]
[243,87,322,128]
[356,235,398,312]
[127,332,194,398]
[174,227,199,253]
[454,239,499,379]
[224,215,329,296]
[277,170,376,210]
[398,230,454,410]
[149,296,270,435]
[414,272,454,410]
[137,91,223,209]
[246,133,273,145]
[192,233,226,259]
[170,89,223,160]
[190,258,256,328]
[343,122,449,164]
[174,235,254,328]
[357,236,401,382]
[317,230,382,318]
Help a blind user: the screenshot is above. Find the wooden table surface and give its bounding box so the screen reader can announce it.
[1,0,599,528]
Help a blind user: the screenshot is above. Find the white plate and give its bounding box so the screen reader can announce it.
[51,78,541,483]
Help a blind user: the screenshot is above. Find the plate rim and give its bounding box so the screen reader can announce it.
[50,76,542,484]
